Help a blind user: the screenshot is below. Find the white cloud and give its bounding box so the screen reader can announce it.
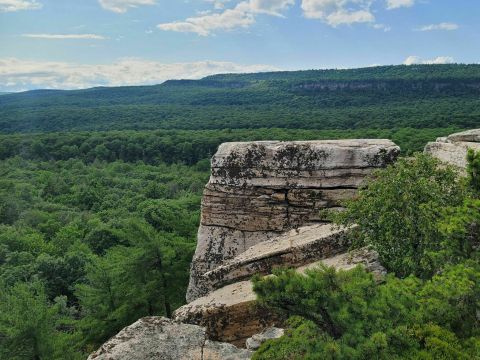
[99,0,156,13]
[300,0,375,26]
[22,34,106,40]
[416,22,459,31]
[386,0,415,10]
[249,0,295,16]
[158,0,294,36]
[0,0,42,12]
[160,0,421,34]
[403,55,454,65]
[0,58,279,91]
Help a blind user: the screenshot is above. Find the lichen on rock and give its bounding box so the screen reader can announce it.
[188,140,399,302]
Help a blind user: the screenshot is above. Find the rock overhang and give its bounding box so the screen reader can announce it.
[210,140,400,188]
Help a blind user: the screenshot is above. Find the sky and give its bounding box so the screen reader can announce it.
[0,0,478,91]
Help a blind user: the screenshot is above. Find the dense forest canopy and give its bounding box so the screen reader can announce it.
[205,64,480,81]
[0,64,479,133]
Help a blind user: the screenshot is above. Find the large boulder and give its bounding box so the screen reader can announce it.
[425,129,480,171]
[188,140,399,302]
[87,317,252,360]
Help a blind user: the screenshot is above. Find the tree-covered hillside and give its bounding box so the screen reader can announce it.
[0,64,479,134]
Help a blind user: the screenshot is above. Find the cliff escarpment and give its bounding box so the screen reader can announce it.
[187,140,399,303]
[89,139,400,359]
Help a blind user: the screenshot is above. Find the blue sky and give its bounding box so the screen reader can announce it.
[0,0,478,91]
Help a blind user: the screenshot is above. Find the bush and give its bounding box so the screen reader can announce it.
[252,263,480,360]
[332,153,464,278]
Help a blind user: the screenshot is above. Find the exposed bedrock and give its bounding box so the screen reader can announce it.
[425,129,480,172]
[174,241,386,347]
[87,317,252,360]
[200,224,352,295]
[187,140,400,302]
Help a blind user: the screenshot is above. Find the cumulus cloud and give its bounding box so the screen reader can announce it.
[302,0,375,26]
[0,58,279,92]
[99,0,156,13]
[0,0,42,12]
[403,55,454,65]
[386,0,415,10]
[22,33,106,40]
[158,0,294,36]
[416,22,459,31]
[162,0,381,34]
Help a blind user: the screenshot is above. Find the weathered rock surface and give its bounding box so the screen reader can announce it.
[174,244,386,347]
[200,224,352,296]
[298,246,387,282]
[87,317,252,360]
[425,129,480,171]
[446,129,480,143]
[174,280,267,347]
[188,140,399,302]
[246,327,285,351]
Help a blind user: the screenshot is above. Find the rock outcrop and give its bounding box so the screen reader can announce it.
[188,140,400,302]
[87,317,253,360]
[174,243,386,347]
[425,129,480,172]
[89,139,398,359]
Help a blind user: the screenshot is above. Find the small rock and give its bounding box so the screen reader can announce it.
[203,340,253,360]
[246,327,285,351]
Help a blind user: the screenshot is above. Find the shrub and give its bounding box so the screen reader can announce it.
[332,153,464,278]
[252,263,480,360]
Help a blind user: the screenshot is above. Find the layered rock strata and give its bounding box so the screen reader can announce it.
[188,140,400,302]
[425,129,480,172]
[198,224,351,298]
[174,242,385,347]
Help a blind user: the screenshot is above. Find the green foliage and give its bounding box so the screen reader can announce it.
[332,153,464,277]
[467,148,480,193]
[0,127,464,165]
[252,263,480,360]
[0,152,208,356]
[0,281,83,360]
[440,199,480,264]
[76,221,194,347]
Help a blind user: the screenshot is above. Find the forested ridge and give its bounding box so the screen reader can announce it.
[1,64,480,133]
[0,64,480,359]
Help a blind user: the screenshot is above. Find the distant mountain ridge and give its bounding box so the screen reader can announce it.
[0,64,479,134]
